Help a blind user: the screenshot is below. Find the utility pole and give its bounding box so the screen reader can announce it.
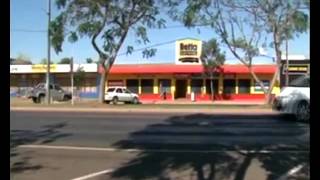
[46,0,52,104]
[285,35,289,86]
[70,57,74,105]
[285,15,289,87]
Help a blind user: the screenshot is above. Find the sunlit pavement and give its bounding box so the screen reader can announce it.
[10,110,309,180]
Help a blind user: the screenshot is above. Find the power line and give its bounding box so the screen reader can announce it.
[117,39,178,56]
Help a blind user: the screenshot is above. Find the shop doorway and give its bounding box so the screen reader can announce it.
[175,80,187,99]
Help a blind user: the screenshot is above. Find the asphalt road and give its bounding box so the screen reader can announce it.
[10,110,309,180]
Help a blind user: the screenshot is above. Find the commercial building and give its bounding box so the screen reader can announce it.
[12,38,300,101]
[280,55,310,88]
[10,63,279,101]
[10,64,98,98]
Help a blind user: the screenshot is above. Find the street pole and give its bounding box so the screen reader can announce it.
[46,0,51,104]
[285,36,289,86]
[71,57,74,105]
[285,15,289,87]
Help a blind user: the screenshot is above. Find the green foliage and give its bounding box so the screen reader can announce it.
[86,58,93,63]
[11,59,33,65]
[201,38,225,74]
[13,53,33,64]
[73,67,85,89]
[126,46,134,55]
[59,57,72,64]
[168,0,309,104]
[142,48,157,58]
[50,0,166,102]
[50,0,165,60]
[40,58,54,65]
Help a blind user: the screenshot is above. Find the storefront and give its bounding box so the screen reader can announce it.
[101,38,280,101]
[103,64,279,101]
[10,64,98,98]
[10,39,284,101]
[280,55,310,88]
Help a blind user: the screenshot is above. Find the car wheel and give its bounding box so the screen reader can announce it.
[32,97,39,104]
[132,97,139,104]
[39,95,45,104]
[63,95,71,101]
[112,97,118,105]
[295,101,310,122]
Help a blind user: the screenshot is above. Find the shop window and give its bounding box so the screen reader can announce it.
[158,79,171,93]
[223,79,236,94]
[191,79,203,93]
[254,80,270,92]
[205,79,219,94]
[126,79,139,93]
[141,79,154,93]
[238,79,251,94]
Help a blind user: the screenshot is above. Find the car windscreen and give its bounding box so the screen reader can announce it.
[107,88,115,92]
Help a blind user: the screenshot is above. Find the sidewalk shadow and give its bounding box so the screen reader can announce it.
[10,122,71,173]
[110,113,309,180]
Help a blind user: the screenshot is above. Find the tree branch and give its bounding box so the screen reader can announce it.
[91,9,108,61]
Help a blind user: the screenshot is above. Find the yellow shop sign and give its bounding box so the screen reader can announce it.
[31,64,57,73]
[175,39,202,64]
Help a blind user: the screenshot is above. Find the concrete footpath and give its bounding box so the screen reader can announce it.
[10,97,274,114]
[10,106,275,114]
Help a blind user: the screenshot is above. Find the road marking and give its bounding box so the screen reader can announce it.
[18,144,309,154]
[71,168,114,180]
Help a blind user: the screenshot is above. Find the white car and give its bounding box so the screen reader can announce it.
[273,75,310,122]
[105,87,139,104]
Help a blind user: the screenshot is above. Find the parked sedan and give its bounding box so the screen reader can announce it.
[105,87,139,104]
[273,75,310,122]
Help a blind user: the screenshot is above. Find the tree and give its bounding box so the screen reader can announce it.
[40,58,54,64]
[86,58,94,64]
[201,38,225,101]
[74,67,86,90]
[12,53,33,65]
[166,0,309,104]
[50,0,165,103]
[59,57,72,64]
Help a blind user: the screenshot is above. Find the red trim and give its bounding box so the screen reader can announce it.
[106,64,276,74]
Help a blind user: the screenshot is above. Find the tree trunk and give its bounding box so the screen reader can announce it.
[98,69,106,103]
[210,76,214,101]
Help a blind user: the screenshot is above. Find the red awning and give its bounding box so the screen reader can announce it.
[99,64,276,74]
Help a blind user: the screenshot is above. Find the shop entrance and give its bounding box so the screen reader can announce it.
[175,80,187,99]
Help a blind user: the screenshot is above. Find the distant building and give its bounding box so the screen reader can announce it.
[280,55,310,88]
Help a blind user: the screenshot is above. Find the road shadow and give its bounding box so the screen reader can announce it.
[10,122,71,174]
[110,113,309,180]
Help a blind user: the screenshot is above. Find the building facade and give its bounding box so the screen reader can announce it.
[280,55,310,88]
[10,63,280,101]
[10,38,290,101]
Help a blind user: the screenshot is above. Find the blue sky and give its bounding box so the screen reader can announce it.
[10,0,310,65]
